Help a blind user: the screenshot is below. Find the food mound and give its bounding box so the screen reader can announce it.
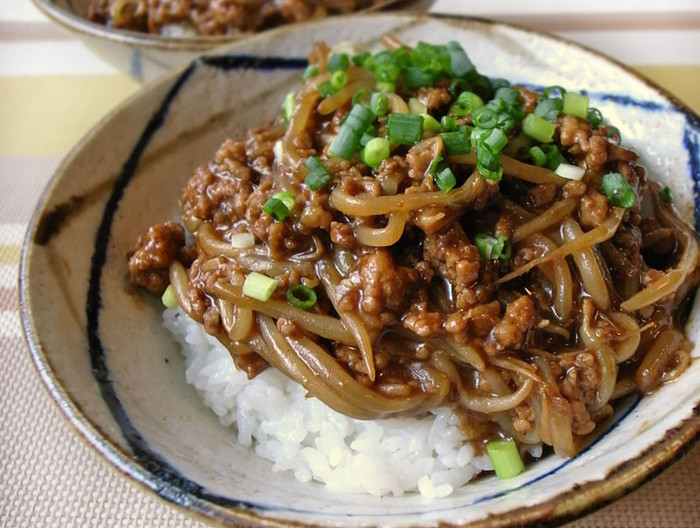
[129,38,700,479]
[87,0,377,36]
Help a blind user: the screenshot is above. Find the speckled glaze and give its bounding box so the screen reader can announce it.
[20,13,700,528]
[31,0,399,82]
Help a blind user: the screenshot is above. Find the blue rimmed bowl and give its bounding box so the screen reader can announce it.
[19,12,700,528]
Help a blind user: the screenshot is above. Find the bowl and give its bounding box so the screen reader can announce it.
[20,12,700,528]
[31,0,399,82]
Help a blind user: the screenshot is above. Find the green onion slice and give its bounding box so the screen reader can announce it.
[440,130,471,155]
[387,112,424,145]
[659,186,673,203]
[528,145,546,166]
[304,156,332,191]
[402,66,435,88]
[161,284,178,309]
[318,81,336,98]
[475,234,511,260]
[370,92,388,117]
[441,115,458,132]
[243,272,278,302]
[330,70,348,91]
[326,52,350,72]
[521,113,556,143]
[473,107,498,129]
[543,85,567,98]
[486,438,525,479]
[282,92,295,124]
[587,107,603,126]
[606,126,622,145]
[602,172,636,209]
[329,104,376,159]
[533,97,562,121]
[262,191,296,221]
[483,127,508,154]
[408,97,427,115]
[422,113,441,133]
[435,166,456,193]
[451,91,484,116]
[562,92,589,120]
[301,64,319,82]
[447,40,475,76]
[286,284,318,309]
[362,137,391,168]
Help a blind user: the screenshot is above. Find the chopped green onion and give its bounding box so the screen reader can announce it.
[402,66,435,88]
[435,166,456,193]
[486,438,525,479]
[554,162,586,181]
[533,97,562,121]
[522,113,556,143]
[375,81,396,93]
[318,81,336,97]
[447,41,475,76]
[301,64,319,82]
[359,128,377,147]
[473,107,498,129]
[475,234,511,260]
[440,130,470,155]
[422,113,441,133]
[606,126,622,145]
[330,70,348,91]
[387,113,424,145]
[329,104,376,159]
[352,51,370,66]
[243,272,278,302]
[483,127,508,154]
[451,91,485,117]
[477,163,504,181]
[602,172,636,209]
[493,87,521,106]
[304,156,332,191]
[490,78,510,91]
[543,85,566,98]
[326,52,350,72]
[476,142,500,170]
[282,92,295,123]
[370,92,388,117]
[441,115,458,131]
[542,144,564,170]
[408,97,427,115]
[262,191,296,221]
[161,284,178,309]
[351,88,371,107]
[528,146,546,166]
[229,232,255,249]
[286,284,317,309]
[587,107,603,126]
[562,92,589,120]
[428,155,443,175]
[659,186,673,203]
[361,137,391,168]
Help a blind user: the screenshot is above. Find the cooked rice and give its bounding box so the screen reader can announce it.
[163,307,497,497]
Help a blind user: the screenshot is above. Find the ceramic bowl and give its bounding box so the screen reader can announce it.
[20,12,700,528]
[31,0,398,82]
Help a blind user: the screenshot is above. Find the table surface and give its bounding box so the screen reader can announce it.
[1,1,699,526]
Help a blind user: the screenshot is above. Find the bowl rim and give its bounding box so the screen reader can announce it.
[19,10,700,528]
[30,0,401,51]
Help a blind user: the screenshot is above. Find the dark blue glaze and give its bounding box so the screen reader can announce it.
[84,55,700,518]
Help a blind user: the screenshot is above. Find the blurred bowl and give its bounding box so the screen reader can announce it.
[31,0,400,82]
[20,12,700,528]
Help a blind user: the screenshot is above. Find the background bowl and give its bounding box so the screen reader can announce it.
[31,0,399,82]
[20,12,700,528]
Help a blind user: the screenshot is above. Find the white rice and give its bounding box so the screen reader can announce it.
[163,307,496,497]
